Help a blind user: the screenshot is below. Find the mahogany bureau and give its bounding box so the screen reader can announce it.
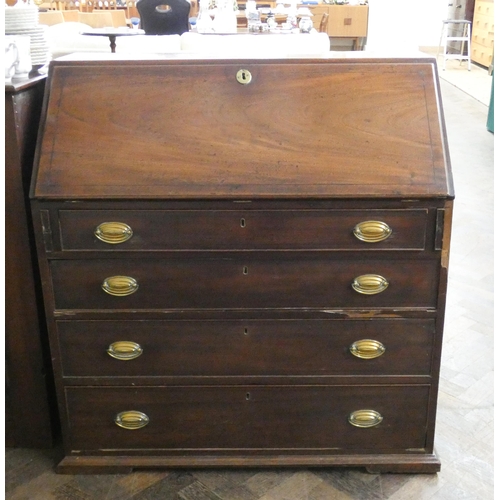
[30,55,454,474]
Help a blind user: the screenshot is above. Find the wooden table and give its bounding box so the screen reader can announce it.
[81,27,145,53]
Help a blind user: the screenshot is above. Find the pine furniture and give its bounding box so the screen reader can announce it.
[471,0,494,69]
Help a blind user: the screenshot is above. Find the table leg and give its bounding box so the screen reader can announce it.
[108,35,117,53]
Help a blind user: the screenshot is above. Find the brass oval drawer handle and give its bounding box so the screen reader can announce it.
[107,341,143,360]
[102,276,139,296]
[350,339,386,359]
[114,410,149,430]
[353,221,392,243]
[349,409,383,428]
[95,222,133,244]
[352,274,389,295]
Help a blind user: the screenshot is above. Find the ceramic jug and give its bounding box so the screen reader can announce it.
[5,36,19,83]
[213,0,237,33]
[196,0,214,33]
[12,35,32,80]
[299,14,313,33]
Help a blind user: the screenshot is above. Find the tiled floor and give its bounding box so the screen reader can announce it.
[5,60,494,499]
[435,53,493,106]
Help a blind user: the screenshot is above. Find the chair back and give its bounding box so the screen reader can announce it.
[40,0,86,9]
[78,10,114,26]
[93,0,118,9]
[60,0,80,9]
[109,9,128,26]
[38,10,65,25]
[136,0,190,35]
[123,0,140,21]
[61,9,80,21]
[319,12,329,33]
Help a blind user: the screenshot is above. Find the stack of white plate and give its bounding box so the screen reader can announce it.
[5,2,51,70]
[5,2,39,29]
[25,25,50,67]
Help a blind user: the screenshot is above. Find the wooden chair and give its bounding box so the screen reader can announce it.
[319,12,329,33]
[79,0,95,12]
[78,10,114,26]
[188,0,198,18]
[58,0,80,9]
[42,0,65,9]
[123,0,140,21]
[61,9,80,21]
[93,0,118,9]
[38,1,58,9]
[38,10,65,24]
[109,9,128,26]
[136,0,190,35]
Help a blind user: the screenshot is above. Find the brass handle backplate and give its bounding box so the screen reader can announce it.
[107,341,143,360]
[350,339,386,359]
[353,221,392,243]
[352,274,389,295]
[102,276,139,296]
[349,409,383,428]
[114,410,149,430]
[94,222,133,244]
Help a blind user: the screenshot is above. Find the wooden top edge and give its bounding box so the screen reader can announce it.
[4,73,47,92]
[31,193,456,202]
[50,51,438,66]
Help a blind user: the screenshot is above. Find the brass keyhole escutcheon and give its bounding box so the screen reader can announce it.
[236,69,252,84]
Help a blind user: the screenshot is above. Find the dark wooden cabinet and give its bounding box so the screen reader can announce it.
[446,0,476,53]
[5,75,56,448]
[30,55,453,473]
[447,0,475,21]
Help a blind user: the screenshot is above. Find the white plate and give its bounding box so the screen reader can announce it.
[5,24,40,29]
[5,25,38,31]
[5,13,38,19]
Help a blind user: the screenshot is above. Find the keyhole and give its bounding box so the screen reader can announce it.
[240,218,246,228]
[236,69,252,85]
[243,266,248,275]
[244,327,248,335]
[246,392,251,401]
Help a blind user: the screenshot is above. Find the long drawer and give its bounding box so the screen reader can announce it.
[65,385,430,452]
[50,258,440,310]
[57,209,429,251]
[57,319,435,378]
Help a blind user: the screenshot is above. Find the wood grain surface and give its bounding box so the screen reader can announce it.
[33,58,453,199]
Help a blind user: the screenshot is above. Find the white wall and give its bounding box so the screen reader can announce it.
[365,0,449,51]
